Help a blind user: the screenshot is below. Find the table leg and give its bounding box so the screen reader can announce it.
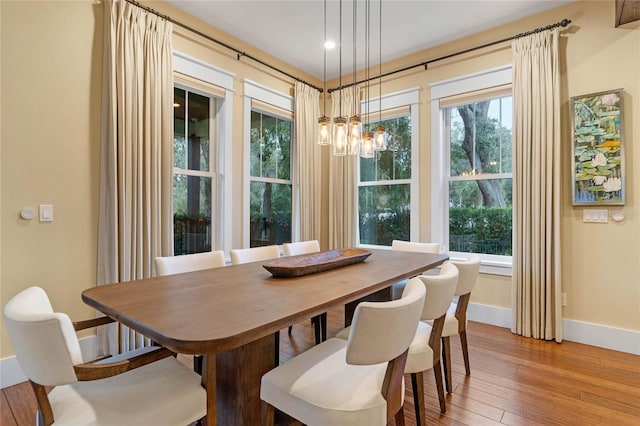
[202,355,217,426]
[215,334,276,424]
[344,287,393,326]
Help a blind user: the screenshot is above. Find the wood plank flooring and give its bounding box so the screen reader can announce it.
[2,306,639,425]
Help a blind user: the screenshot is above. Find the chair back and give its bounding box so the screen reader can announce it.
[282,240,320,257]
[230,245,280,265]
[391,240,440,254]
[417,262,458,321]
[346,278,426,366]
[155,250,226,276]
[3,286,81,386]
[448,254,480,296]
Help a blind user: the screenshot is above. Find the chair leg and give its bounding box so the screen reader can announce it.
[433,360,447,413]
[288,325,292,334]
[264,402,275,426]
[312,315,321,344]
[193,355,203,375]
[310,312,327,344]
[320,312,327,341]
[460,330,471,375]
[274,331,280,365]
[394,406,406,426]
[411,372,426,426]
[441,336,452,394]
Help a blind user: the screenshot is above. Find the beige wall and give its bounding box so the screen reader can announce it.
[1,0,638,360]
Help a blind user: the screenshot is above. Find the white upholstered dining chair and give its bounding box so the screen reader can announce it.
[260,277,426,426]
[155,250,227,374]
[3,286,206,426]
[391,239,440,254]
[390,240,441,300]
[230,244,282,363]
[230,244,280,265]
[404,263,458,423]
[335,263,458,424]
[282,240,326,344]
[440,254,481,394]
[155,250,226,276]
[282,240,320,257]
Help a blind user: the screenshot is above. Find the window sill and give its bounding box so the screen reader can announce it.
[358,245,513,277]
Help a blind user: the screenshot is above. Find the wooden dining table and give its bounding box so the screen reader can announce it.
[82,248,448,425]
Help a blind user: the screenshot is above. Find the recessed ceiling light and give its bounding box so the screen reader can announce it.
[324,40,336,50]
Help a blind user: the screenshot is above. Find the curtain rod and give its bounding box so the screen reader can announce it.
[125,0,323,92]
[328,18,571,93]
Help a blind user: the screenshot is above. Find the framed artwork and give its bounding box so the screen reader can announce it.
[571,89,625,205]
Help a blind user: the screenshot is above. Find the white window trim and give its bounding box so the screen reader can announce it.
[174,51,234,256]
[358,87,420,249]
[243,80,295,248]
[429,65,513,276]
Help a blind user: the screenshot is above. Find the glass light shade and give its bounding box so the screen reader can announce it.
[348,115,362,155]
[374,125,387,151]
[360,132,375,158]
[318,116,331,145]
[332,116,348,156]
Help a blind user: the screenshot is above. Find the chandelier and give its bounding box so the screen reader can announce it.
[318,0,386,158]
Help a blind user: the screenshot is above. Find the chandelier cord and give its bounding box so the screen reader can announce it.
[378,0,383,125]
[323,0,327,116]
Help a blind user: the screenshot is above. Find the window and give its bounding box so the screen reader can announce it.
[445,95,513,256]
[359,114,412,245]
[249,109,293,247]
[173,51,235,256]
[431,66,513,274]
[243,80,295,248]
[358,88,420,247]
[173,86,218,255]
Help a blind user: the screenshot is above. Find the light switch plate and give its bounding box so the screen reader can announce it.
[39,204,54,222]
[583,209,608,223]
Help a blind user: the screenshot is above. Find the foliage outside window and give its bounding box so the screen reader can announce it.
[359,115,412,246]
[445,95,513,256]
[173,87,217,255]
[249,110,292,247]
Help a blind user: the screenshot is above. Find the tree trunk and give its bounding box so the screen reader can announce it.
[456,104,506,207]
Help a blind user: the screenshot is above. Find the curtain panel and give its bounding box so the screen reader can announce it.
[294,82,322,242]
[97,0,174,354]
[511,28,563,341]
[328,87,359,249]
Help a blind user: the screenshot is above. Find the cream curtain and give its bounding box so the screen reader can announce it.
[328,87,359,249]
[97,0,174,354]
[294,82,322,242]
[511,28,562,341]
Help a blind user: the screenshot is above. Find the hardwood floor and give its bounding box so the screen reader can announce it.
[2,307,639,425]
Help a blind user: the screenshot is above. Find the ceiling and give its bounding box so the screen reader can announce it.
[167,0,574,82]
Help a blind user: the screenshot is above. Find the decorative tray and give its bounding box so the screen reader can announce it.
[263,248,372,278]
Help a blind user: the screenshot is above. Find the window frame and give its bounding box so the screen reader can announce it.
[357,88,420,248]
[243,80,295,248]
[173,51,235,256]
[430,65,513,275]
[172,84,218,254]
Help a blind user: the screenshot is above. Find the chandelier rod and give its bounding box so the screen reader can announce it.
[328,18,571,93]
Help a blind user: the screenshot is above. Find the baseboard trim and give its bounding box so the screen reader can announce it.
[562,318,640,355]
[467,302,640,355]
[1,335,97,389]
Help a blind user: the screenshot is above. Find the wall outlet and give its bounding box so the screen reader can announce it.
[39,204,54,222]
[561,292,568,306]
[583,209,608,223]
